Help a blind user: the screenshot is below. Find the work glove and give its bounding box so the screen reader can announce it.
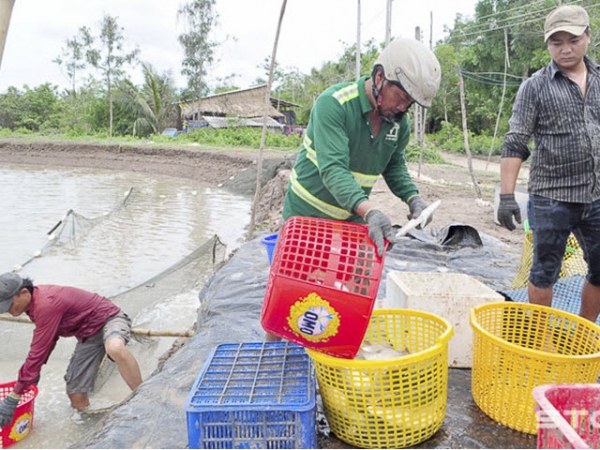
[497,193,522,231]
[0,394,19,428]
[407,196,432,228]
[365,209,394,258]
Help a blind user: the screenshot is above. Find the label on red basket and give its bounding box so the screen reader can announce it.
[9,412,32,442]
[287,293,340,342]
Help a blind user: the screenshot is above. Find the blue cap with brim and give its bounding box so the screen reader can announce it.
[0,273,23,314]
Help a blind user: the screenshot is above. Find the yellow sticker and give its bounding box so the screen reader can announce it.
[9,412,32,442]
[287,293,340,342]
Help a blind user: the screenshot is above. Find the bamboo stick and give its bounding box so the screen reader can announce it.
[0,314,194,338]
[0,0,15,69]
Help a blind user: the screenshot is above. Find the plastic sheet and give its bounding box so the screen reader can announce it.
[74,229,529,449]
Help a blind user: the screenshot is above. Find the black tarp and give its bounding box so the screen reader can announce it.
[73,229,536,449]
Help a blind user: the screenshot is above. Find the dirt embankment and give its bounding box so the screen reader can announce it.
[0,140,257,185]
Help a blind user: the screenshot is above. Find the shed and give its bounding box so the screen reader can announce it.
[180,84,299,124]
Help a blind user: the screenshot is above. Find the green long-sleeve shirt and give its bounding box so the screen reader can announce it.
[282,76,418,223]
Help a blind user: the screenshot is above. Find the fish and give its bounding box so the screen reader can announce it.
[354,340,410,360]
[395,199,442,238]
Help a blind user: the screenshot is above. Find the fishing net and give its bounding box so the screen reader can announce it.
[510,232,588,289]
[15,188,137,271]
[94,234,227,392]
[109,234,227,317]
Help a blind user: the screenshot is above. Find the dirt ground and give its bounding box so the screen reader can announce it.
[0,139,529,253]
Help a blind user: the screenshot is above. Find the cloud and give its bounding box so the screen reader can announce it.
[0,0,476,93]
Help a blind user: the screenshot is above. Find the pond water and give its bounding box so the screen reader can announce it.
[0,163,252,449]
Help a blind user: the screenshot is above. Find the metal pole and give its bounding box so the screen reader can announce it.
[385,0,392,45]
[0,0,15,70]
[356,0,361,80]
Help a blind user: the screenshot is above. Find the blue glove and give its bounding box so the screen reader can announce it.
[365,209,394,258]
[0,394,19,428]
[407,196,431,228]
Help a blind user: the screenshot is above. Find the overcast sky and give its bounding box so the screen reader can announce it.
[0,0,477,93]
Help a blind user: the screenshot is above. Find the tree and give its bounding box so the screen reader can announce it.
[431,43,461,135]
[0,83,64,131]
[116,62,178,137]
[53,27,93,129]
[0,86,24,129]
[254,57,285,87]
[178,0,219,121]
[85,15,139,138]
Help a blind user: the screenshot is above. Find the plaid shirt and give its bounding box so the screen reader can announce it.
[502,56,600,203]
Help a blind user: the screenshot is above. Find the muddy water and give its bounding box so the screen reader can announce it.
[0,163,252,449]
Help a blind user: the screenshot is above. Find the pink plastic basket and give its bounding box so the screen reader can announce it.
[533,384,600,449]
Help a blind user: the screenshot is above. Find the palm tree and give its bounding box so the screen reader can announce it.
[116,62,177,137]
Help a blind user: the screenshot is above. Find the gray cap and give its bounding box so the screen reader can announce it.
[0,273,23,314]
[544,5,589,42]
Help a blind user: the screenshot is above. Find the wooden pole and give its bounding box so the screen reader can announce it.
[247,0,287,239]
[486,27,509,171]
[456,65,483,199]
[0,314,194,338]
[0,0,14,70]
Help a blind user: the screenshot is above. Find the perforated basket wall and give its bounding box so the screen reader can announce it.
[470,302,600,435]
[534,383,600,449]
[185,341,316,449]
[261,216,386,358]
[511,233,587,289]
[306,309,453,449]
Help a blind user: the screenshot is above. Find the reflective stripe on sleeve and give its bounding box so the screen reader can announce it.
[289,168,352,220]
[332,83,359,105]
[302,144,378,189]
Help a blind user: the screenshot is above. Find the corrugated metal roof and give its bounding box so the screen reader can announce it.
[202,116,283,130]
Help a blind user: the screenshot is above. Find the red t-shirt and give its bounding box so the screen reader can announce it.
[14,285,120,395]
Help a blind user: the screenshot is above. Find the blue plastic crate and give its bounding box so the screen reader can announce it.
[185,341,317,449]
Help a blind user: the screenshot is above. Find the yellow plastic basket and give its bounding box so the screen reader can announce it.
[306,309,453,449]
[470,302,600,435]
[511,232,587,289]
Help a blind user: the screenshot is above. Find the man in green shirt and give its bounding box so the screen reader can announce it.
[282,38,441,257]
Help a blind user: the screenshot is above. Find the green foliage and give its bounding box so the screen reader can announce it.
[153,127,302,150]
[4,0,600,144]
[178,0,219,110]
[53,27,94,129]
[271,39,383,126]
[0,84,64,132]
[435,0,600,137]
[85,15,140,137]
[430,121,504,155]
[405,140,446,164]
[14,127,33,135]
[115,63,178,137]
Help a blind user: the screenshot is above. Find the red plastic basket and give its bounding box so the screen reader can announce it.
[260,216,386,359]
[0,381,38,449]
[533,384,600,449]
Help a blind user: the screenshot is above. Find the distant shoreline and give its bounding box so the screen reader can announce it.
[0,139,256,185]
